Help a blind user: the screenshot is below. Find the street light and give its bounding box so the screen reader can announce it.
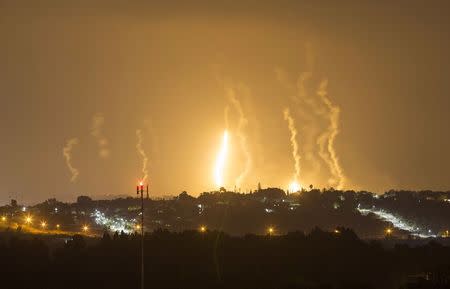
[41,221,47,229]
[199,225,207,233]
[25,216,32,224]
[1,216,6,222]
[56,224,60,230]
[386,228,393,236]
[82,225,89,232]
[334,229,340,234]
[267,226,275,235]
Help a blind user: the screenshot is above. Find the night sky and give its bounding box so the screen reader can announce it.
[1,1,450,203]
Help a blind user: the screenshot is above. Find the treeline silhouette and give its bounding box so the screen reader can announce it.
[1,228,449,289]
[2,188,450,238]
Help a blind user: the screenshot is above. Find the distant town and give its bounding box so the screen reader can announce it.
[1,186,449,240]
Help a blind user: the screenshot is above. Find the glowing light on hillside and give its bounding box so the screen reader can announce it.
[92,209,135,234]
[214,130,229,188]
[288,181,301,193]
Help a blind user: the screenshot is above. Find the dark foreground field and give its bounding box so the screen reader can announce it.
[1,228,449,289]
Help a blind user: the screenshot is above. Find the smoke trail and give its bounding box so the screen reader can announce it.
[90,113,110,158]
[136,129,148,182]
[63,138,80,182]
[143,118,160,158]
[316,79,346,189]
[227,88,252,188]
[283,108,301,183]
[316,130,336,185]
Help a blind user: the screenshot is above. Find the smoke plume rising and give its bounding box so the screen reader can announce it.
[63,138,80,182]
[316,79,346,189]
[136,129,149,182]
[90,113,110,158]
[283,108,301,184]
[227,87,252,189]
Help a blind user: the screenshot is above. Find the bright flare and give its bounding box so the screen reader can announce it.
[289,181,301,193]
[214,130,229,188]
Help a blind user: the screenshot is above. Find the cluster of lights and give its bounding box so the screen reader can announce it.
[21,215,63,231]
[357,206,437,238]
[92,209,135,234]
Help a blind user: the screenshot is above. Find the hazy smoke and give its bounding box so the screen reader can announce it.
[316,79,346,189]
[276,63,348,189]
[227,87,252,189]
[63,138,80,182]
[143,118,160,157]
[283,108,301,183]
[224,105,230,129]
[90,113,110,158]
[136,129,148,182]
[277,69,322,186]
[296,72,323,181]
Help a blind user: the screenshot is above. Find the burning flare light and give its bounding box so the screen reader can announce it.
[214,130,229,188]
[289,181,301,193]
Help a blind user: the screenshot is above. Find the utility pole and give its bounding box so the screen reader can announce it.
[137,182,148,289]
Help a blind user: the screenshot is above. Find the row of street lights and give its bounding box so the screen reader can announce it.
[197,225,276,235]
[0,214,90,233]
[3,213,448,239]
